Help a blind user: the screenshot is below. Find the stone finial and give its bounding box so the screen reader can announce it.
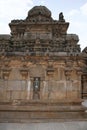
[59,12,65,22]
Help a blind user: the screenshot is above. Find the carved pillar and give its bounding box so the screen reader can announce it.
[76,69,82,80]
[65,67,72,80]
[65,60,73,80]
[81,75,87,99]
[27,80,31,100]
[77,68,82,98]
[46,60,55,75]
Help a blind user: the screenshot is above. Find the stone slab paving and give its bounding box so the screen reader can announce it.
[0,122,87,130]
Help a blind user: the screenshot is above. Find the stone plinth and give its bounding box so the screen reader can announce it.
[0,100,86,123]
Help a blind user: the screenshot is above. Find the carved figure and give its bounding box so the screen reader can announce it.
[59,12,65,22]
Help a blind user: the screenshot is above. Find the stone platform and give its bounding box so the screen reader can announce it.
[0,122,87,130]
[0,100,87,123]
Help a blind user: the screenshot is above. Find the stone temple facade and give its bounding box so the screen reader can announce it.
[0,6,87,122]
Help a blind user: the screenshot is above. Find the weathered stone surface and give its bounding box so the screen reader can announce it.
[0,5,87,122]
[0,122,87,130]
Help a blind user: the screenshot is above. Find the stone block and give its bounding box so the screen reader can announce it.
[54,91,66,99]
[0,90,10,101]
[66,91,78,99]
[71,71,78,80]
[57,82,65,91]
[12,90,28,100]
[72,81,80,91]
[7,80,27,91]
[0,80,5,90]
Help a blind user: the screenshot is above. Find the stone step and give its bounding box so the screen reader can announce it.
[0,100,86,123]
[0,110,87,123]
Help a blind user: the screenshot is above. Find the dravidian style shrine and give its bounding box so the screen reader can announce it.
[0,6,87,122]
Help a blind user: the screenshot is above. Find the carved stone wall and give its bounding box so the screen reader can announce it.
[0,57,82,102]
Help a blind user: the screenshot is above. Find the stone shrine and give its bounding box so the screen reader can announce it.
[0,6,87,122]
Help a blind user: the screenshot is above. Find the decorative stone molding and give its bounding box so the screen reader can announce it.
[65,67,72,80]
[46,66,55,75]
[2,68,11,79]
[20,68,29,79]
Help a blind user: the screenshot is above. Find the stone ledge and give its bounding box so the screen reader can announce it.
[0,111,87,123]
[0,100,86,123]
